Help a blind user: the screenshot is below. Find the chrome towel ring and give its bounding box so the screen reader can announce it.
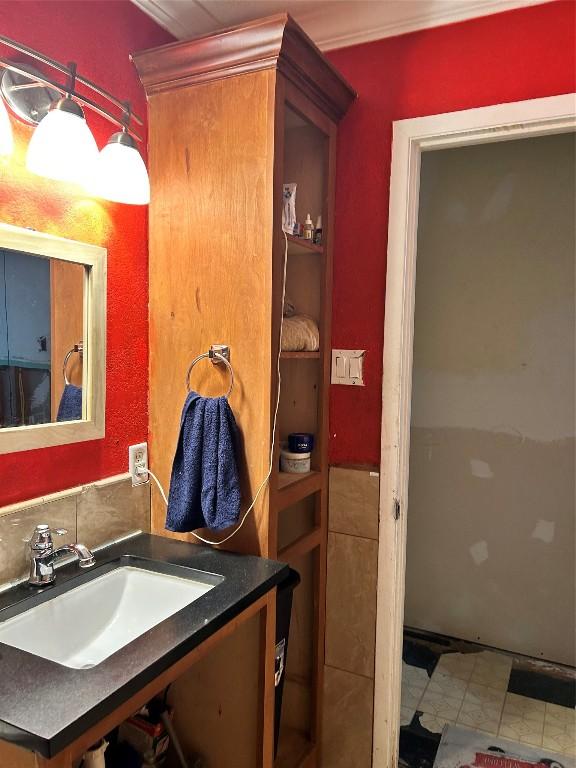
[63,342,83,386]
[186,344,234,399]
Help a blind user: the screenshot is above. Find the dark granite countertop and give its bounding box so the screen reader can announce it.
[0,533,288,758]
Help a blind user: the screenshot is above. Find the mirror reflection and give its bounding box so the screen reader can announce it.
[0,249,85,428]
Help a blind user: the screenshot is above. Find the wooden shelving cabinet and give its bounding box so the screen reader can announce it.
[134,16,355,767]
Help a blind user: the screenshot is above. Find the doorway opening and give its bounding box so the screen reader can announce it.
[372,95,576,768]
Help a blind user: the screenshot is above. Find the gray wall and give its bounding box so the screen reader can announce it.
[405,133,575,665]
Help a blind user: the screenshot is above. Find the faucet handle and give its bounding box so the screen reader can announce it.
[29,524,67,551]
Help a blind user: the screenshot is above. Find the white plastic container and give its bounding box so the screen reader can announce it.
[280,449,311,474]
[82,739,108,768]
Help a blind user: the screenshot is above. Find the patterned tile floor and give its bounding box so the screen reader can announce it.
[400,632,576,768]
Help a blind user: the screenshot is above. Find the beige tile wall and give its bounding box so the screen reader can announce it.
[322,466,379,768]
[328,467,379,541]
[325,532,378,678]
[0,474,150,589]
[323,666,375,768]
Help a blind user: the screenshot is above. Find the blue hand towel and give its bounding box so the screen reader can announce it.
[166,391,242,532]
[56,384,82,422]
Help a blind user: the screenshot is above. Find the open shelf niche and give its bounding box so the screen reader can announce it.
[271,102,333,764]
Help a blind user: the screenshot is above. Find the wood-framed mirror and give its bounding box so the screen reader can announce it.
[0,223,106,454]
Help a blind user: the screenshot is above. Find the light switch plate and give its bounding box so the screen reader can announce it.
[331,349,365,386]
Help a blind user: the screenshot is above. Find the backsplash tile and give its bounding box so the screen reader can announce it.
[325,530,378,678]
[77,477,150,550]
[323,466,380,767]
[322,665,374,768]
[0,496,77,586]
[0,475,151,588]
[329,467,379,540]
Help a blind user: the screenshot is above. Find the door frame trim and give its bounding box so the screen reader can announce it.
[372,93,576,768]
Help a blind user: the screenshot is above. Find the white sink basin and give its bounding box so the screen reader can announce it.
[0,566,217,669]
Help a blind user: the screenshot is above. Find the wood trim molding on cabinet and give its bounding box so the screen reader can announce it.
[131,13,356,121]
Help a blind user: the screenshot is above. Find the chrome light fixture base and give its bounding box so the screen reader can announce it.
[0,35,150,203]
[0,67,59,124]
[0,35,144,140]
[50,95,85,118]
[106,129,137,148]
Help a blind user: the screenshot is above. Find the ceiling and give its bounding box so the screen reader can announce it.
[131,0,554,51]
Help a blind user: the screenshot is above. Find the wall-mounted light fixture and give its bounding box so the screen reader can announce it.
[90,105,150,205]
[0,96,13,156]
[26,64,100,186]
[0,37,149,205]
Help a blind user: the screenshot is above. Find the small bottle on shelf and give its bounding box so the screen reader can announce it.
[303,213,314,240]
[314,215,322,245]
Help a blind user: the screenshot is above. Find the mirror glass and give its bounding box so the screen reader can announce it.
[0,248,85,428]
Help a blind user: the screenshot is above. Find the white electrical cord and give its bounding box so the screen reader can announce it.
[139,232,289,546]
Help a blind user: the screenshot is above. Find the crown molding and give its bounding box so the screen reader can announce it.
[314,0,557,51]
[131,0,557,52]
[132,13,356,121]
[131,0,190,38]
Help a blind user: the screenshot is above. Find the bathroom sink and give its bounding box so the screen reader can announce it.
[0,565,218,669]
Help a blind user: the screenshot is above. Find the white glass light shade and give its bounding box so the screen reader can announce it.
[0,97,13,156]
[26,104,99,185]
[91,137,150,205]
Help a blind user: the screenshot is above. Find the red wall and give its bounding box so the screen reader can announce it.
[0,1,172,506]
[327,0,576,467]
[1,3,573,497]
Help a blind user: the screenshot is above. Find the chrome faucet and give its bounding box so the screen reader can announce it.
[28,524,95,587]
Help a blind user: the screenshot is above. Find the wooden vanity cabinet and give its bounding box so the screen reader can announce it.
[133,16,355,768]
[0,591,276,768]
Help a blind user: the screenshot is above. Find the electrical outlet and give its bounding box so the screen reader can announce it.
[129,442,148,486]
